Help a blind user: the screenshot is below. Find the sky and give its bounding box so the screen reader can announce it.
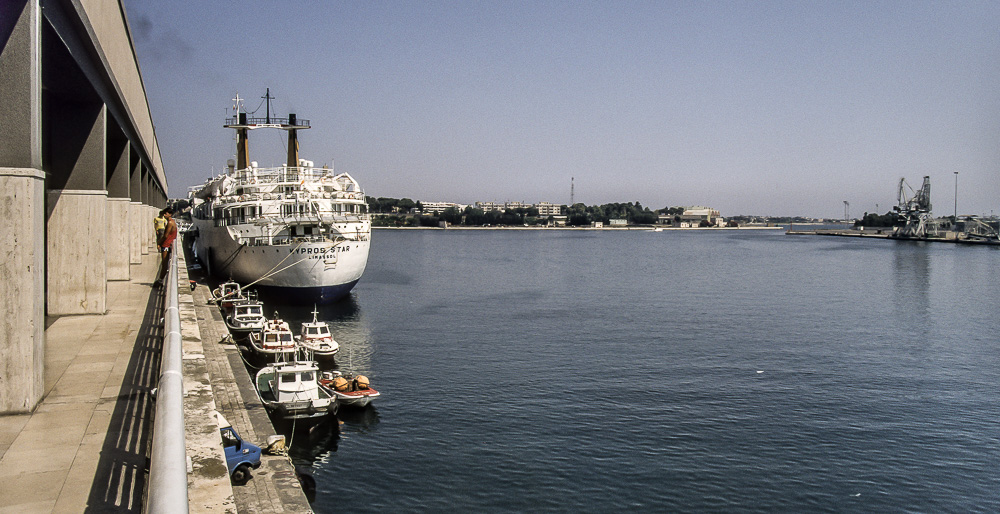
[124,0,1000,218]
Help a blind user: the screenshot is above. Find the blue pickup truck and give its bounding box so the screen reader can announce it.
[220,422,262,484]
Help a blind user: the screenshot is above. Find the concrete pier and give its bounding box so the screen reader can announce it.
[186,239,314,513]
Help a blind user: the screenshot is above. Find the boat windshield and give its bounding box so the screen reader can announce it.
[300,372,314,382]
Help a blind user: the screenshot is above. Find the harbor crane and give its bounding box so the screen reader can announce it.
[892,176,935,238]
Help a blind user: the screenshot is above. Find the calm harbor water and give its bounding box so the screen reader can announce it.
[264,229,999,512]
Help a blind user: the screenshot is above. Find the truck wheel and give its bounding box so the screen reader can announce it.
[231,463,252,485]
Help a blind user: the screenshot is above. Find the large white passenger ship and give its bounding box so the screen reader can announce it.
[189,95,370,302]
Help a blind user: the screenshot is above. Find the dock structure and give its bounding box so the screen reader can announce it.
[1,1,312,511]
[1,0,167,414]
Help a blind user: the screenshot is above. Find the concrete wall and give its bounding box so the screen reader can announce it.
[0,169,46,413]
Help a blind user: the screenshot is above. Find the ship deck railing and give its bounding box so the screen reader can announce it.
[230,167,360,188]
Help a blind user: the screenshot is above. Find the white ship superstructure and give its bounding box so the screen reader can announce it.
[190,94,371,302]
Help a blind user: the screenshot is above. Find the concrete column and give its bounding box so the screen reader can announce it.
[44,99,108,315]
[143,203,152,254]
[106,197,131,280]
[140,170,150,254]
[106,132,130,280]
[0,169,46,413]
[0,0,45,413]
[130,201,142,264]
[47,189,108,314]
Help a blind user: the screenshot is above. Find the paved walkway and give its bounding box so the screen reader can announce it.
[0,253,161,512]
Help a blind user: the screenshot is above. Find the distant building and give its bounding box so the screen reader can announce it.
[548,215,567,227]
[678,207,723,227]
[609,218,627,226]
[474,201,561,216]
[591,221,604,228]
[535,202,562,216]
[475,202,504,212]
[421,201,466,214]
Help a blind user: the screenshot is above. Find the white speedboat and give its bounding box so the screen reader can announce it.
[296,307,339,358]
[189,92,371,303]
[247,314,296,361]
[255,359,337,420]
[319,371,380,408]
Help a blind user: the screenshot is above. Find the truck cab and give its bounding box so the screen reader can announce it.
[221,424,262,484]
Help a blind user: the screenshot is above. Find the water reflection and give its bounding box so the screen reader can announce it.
[891,242,931,336]
[284,417,341,465]
[337,405,381,433]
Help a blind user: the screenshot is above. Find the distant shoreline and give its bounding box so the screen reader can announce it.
[373,225,786,231]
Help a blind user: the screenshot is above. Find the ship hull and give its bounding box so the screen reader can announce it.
[191,220,369,303]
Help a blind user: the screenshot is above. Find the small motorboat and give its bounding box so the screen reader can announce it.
[212,280,245,313]
[296,307,339,358]
[224,299,266,338]
[319,371,380,408]
[247,313,296,361]
[255,359,337,420]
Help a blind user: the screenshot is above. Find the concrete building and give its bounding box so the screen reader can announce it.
[421,201,467,214]
[475,201,504,212]
[1,0,166,412]
[535,202,561,216]
[474,201,562,215]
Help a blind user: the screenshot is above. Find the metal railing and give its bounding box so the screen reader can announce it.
[146,241,189,513]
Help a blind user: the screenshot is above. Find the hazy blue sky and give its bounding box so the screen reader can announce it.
[125,1,1000,218]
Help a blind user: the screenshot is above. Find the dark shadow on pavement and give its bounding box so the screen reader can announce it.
[85,284,164,513]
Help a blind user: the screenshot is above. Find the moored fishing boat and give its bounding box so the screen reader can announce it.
[189,91,371,303]
[319,371,380,408]
[212,280,244,313]
[224,299,266,338]
[255,359,337,420]
[247,314,296,361]
[296,307,339,358]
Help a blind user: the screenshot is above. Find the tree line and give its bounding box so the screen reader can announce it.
[367,197,691,227]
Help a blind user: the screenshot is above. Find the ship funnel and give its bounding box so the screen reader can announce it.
[287,113,299,170]
[236,112,249,170]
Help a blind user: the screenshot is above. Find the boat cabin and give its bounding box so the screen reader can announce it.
[272,365,320,402]
[219,282,241,298]
[234,303,263,319]
[262,330,294,351]
[303,324,331,339]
